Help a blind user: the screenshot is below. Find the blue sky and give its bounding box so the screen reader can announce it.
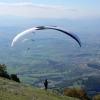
[0,0,100,8]
[0,0,100,18]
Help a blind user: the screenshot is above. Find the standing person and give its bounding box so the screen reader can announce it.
[44,79,48,90]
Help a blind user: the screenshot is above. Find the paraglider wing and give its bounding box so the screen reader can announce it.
[11,26,81,47]
[11,27,37,47]
[31,39,34,42]
[22,38,34,43]
[36,26,81,47]
[33,32,35,34]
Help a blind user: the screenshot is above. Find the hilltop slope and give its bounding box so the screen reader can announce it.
[0,77,78,100]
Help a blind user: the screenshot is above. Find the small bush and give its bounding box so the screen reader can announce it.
[10,74,20,83]
[63,87,90,100]
[93,92,100,100]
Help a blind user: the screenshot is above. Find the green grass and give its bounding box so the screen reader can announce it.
[0,77,79,100]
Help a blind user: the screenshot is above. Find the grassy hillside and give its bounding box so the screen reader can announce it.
[0,77,78,100]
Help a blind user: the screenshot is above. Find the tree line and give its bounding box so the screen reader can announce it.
[0,64,20,83]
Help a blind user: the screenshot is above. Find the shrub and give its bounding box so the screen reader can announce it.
[93,92,100,100]
[10,74,20,83]
[63,87,90,100]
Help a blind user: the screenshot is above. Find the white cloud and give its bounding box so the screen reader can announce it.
[0,3,99,18]
[0,3,76,10]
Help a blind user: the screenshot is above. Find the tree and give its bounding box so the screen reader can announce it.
[10,74,20,83]
[0,64,20,83]
[0,64,10,79]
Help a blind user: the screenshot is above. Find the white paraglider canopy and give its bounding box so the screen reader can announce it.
[11,26,81,47]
